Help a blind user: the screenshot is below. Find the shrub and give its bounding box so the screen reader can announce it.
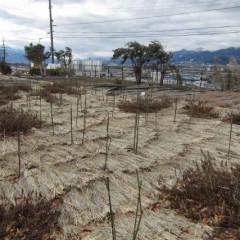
[118,95,172,113]
[114,78,123,85]
[0,84,32,106]
[0,108,42,135]
[37,88,59,104]
[0,192,62,239]
[46,68,60,76]
[223,111,240,125]
[42,81,79,95]
[0,61,12,75]
[183,99,221,119]
[159,152,240,238]
[58,67,74,77]
[29,67,41,76]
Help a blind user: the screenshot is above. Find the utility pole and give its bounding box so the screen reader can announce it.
[49,0,54,63]
[2,38,6,62]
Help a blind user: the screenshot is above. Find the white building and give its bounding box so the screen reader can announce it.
[72,59,102,76]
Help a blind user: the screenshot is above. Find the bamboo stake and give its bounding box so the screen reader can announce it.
[17,127,21,177]
[102,89,105,101]
[106,177,117,240]
[112,92,116,119]
[145,94,149,125]
[50,102,54,134]
[39,93,42,127]
[188,92,195,128]
[135,110,140,154]
[70,105,74,145]
[228,114,233,157]
[133,94,140,154]
[76,97,79,127]
[174,98,178,124]
[104,113,110,170]
[82,92,87,145]
[80,91,83,111]
[133,170,143,240]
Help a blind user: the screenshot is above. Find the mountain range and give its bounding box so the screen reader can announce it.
[3,47,240,65]
[172,48,240,64]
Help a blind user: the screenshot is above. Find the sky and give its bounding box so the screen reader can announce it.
[0,0,240,59]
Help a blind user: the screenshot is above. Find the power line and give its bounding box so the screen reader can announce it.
[76,0,239,11]
[57,5,240,26]
[55,25,240,34]
[54,30,240,39]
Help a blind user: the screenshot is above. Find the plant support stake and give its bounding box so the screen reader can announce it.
[104,113,110,170]
[228,115,233,157]
[174,98,178,123]
[17,128,21,177]
[70,105,74,145]
[82,92,87,145]
[133,93,140,154]
[50,102,54,134]
[106,177,117,240]
[133,170,143,240]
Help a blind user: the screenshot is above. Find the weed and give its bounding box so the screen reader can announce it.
[0,108,42,135]
[0,192,62,239]
[36,88,59,104]
[42,80,79,95]
[0,84,32,105]
[159,152,240,238]
[118,95,172,113]
[183,99,221,119]
[223,111,240,125]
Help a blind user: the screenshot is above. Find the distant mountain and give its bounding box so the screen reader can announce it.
[3,47,240,65]
[5,48,28,64]
[172,47,240,64]
[98,47,240,65]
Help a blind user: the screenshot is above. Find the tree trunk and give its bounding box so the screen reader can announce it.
[134,65,142,85]
[40,63,45,77]
[135,72,142,84]
[160,71,165,86]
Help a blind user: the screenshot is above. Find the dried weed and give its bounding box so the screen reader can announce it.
[183,99,221,119]
[0,108,42,135]
[159,152,240,238]
[0,192,62,240]
[118,95,172,113]
[222,111,240,125]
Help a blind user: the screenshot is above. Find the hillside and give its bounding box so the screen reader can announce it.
[172,47,240,64]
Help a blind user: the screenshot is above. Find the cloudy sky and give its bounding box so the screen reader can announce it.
[0,0,240,59]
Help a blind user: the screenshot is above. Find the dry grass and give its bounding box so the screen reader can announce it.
[183,99,221,119]
[43,76,117,87]
[36,88,59,104]
[159,152,240,239]
[42,80,79,95]
[194,91,240,108]
[222,111,240,125]
[0,192,62,239]
[0,84,32,106]
[0,108,42,135]
[118,94,172,113]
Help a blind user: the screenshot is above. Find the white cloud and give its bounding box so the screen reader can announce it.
[0,0,239,59]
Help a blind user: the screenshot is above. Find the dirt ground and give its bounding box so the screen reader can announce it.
[0,76,240,239]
